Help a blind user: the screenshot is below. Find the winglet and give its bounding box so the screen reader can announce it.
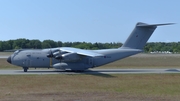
[136,22,175,27]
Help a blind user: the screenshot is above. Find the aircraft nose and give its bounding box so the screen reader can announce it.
[7,56,11,64]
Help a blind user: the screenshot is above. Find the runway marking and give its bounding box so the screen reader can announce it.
[0,69,180,75]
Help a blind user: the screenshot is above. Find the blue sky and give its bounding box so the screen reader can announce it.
[0,0,179,43]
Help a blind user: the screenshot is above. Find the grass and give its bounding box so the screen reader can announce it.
[0,74,180,101]
[0,52,12,56]
[0,58,20,69]
[99,54,180,68]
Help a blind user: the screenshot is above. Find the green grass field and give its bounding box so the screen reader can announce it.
[100,54,180,68]
[0,74,180,101]
[1,53,180,101]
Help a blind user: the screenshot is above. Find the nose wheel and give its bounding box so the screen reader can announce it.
[23,67,29,72]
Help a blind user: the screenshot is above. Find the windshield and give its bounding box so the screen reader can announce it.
[14,50,20,54]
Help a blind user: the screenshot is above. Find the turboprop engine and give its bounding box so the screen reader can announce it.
[53,62,68,69]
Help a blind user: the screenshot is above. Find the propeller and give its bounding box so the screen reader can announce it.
[47,49,59,67]
[47,49,53,67]
[47,49,65,67]
[53,50,67,60]
[55,55,63,60]
[47,50,53,58]
[47,49,67,67]
[47,49,59,58]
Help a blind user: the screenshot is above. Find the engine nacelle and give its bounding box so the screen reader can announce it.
[53,63,68,69]
[61,52,81,62]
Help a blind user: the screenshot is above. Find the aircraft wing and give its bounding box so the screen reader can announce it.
[60,47,104,57]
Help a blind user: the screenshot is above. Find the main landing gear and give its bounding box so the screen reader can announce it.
[23,67,29,72]
[71,70,85,72]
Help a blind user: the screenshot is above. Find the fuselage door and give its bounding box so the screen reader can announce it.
[26,54,31,67]
[88,58,93,65]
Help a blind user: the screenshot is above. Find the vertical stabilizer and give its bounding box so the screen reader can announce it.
[121,22,174,49]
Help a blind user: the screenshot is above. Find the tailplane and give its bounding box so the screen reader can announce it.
[121,22,174,49]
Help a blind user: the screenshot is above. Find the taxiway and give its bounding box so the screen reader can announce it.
[0,69,179,75]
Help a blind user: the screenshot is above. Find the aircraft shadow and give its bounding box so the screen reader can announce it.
[15,69,115,78]
[15,69,180,77]
[82,70,115,78]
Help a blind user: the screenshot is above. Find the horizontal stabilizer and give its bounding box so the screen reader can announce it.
[137,22,175,27]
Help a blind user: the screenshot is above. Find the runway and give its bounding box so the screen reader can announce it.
[0,56,8,58]
[0,69,180,75]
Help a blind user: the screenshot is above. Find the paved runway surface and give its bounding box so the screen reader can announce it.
[0,69,180,75]
[0,56,8,58]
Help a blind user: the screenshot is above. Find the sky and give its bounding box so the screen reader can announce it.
[0,0,179,43]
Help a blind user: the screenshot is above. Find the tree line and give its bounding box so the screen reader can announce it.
[0,38,122,51]
[0,38,180,53]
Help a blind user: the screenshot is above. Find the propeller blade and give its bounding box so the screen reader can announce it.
[47,49,53,58]
[55,55,63,60]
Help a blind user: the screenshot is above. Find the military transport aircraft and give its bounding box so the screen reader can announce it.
[7,22,173,72]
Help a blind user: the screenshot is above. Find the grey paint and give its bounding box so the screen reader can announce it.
[7,22,173,72]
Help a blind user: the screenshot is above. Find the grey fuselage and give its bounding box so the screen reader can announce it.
[8,48,142,71]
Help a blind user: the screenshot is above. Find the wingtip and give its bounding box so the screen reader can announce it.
[166,23,176,25]
[161,23,176,25]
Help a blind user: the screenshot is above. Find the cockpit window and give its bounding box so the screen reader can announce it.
[14,50,20,54]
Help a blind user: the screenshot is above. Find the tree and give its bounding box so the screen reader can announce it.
[30,40,42,49]
[42,40,57,48]
[0,41,3,51]
[57,41,63,47]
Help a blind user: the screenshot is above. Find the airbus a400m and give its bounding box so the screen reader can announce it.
[7,22,173,72]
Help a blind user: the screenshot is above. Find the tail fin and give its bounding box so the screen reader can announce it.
[121,22,174,49]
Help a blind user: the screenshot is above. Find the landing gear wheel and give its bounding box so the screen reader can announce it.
[23,67,29,72]
[72,70,85,72]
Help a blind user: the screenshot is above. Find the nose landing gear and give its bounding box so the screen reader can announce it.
[23,67,29,72]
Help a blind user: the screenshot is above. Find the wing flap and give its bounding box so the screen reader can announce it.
[60,47,104,57]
